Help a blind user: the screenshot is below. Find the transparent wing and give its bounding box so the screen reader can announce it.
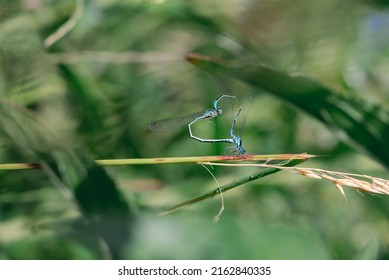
[214,93,240,136]
[148,111,205,132]
[235,92,254,137]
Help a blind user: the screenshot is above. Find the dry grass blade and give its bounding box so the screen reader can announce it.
[292,167,389,195]
[200,164,224,223]
[201,162,389,196]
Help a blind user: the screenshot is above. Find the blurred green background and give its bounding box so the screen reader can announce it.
[1,0,389,259]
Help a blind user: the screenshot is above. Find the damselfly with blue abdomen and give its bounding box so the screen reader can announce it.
[149,94,251,155]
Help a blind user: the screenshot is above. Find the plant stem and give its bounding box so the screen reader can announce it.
[0,153,315,170]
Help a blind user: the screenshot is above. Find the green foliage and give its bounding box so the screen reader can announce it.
[1,0,389,260]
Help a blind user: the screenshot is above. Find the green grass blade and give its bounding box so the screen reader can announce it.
[74,164,133,259]
[42,151,134,260]
[160,157,305,215]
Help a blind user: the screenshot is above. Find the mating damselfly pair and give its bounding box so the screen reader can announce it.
[148,94,251,155]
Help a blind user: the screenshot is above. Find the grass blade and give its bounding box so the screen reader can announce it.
[160,157,305,216]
